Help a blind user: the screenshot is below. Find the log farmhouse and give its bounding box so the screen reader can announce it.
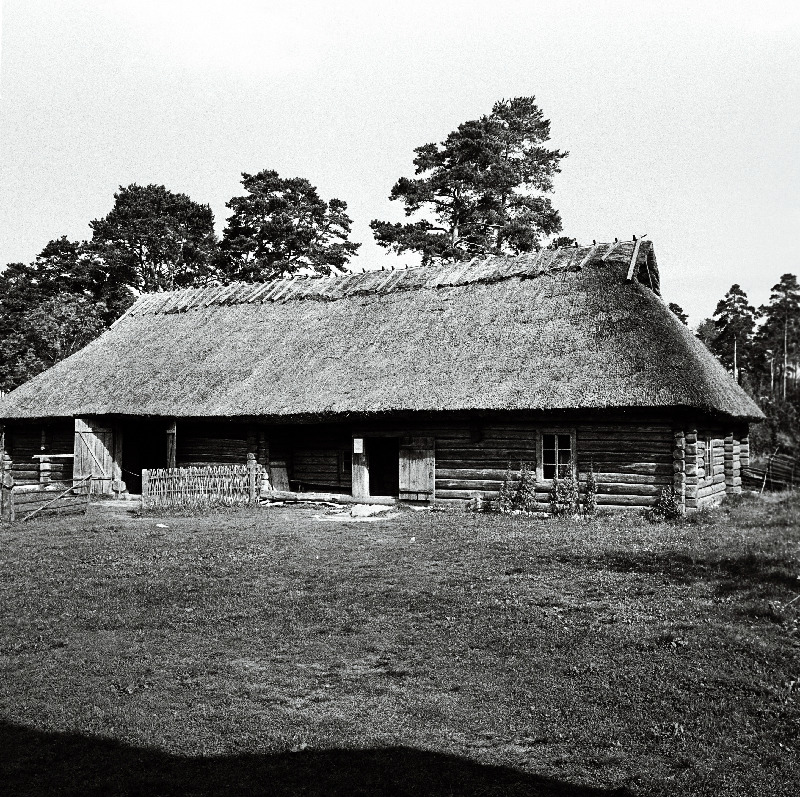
[0,240,763,511]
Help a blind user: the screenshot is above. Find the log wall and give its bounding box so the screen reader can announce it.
[684,424,746,510]
[3,421,74,484]
[357,417,676,509]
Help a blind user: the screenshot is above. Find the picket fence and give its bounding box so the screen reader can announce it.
[141,459,264,510]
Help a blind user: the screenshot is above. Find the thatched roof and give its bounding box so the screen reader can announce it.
[0,240,763,421]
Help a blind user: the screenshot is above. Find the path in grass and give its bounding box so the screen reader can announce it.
[0,496,798,795]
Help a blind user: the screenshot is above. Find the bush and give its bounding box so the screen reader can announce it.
[644,485,684,523]
[497,463,516,513]
[583,463,598,516]
[514,461,538,513]
[549,469,579,517]
[489,461,538,514]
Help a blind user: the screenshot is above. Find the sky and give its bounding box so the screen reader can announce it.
[1,0,799,324]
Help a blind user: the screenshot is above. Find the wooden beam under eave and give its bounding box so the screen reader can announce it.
[166,419,177,469]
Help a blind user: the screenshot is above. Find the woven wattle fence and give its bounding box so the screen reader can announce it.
[142,459,264,510]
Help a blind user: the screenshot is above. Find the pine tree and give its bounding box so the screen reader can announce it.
[371,97,567,265]
[757,275,800,399]
[712,284,756,383]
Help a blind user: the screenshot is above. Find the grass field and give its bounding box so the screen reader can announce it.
[1,494,798,796]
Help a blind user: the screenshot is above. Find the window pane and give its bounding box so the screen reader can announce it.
[544,463,555,479]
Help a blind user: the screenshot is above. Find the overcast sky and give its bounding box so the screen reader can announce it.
[1,0,798,323]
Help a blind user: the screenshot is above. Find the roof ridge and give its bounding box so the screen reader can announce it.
[124,241,648,316]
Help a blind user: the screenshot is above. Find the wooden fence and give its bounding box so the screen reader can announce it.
[742,452,797,492]
[141,456,264,510]
[1,453,91,522]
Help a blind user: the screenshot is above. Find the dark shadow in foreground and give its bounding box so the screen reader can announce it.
[0,720,633,796]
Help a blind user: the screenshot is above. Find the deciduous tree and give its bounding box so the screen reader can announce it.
[90,184,219,292]
[220,170,359,281]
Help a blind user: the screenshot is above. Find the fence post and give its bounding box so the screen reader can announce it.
[141,468,150,509]
[1,452,14,521]
[247,454,258,504]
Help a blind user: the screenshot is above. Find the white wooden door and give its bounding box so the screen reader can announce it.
[399,436,435,502]
[74,418,118,495]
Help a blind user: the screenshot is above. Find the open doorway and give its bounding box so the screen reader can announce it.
[120,419,169,493]
[366,437,399,497]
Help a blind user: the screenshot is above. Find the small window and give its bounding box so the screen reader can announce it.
[542,433,573,480]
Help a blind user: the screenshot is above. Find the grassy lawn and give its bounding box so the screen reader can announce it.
[1,495,798,796]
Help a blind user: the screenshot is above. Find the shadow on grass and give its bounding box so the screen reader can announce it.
[0,720,632,796]
[595,550,797,595]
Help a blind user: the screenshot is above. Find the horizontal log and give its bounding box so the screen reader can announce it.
[12,482,73,495]
[436,468,520,480]
[579,441,671,454]
[595,495,655,507]
[578,472,672,485]
[436,479,503,491]
[577,462,673,475]
[578,450,672,461]
[592,483,664,496]
[698,482,726,499]
[576,424,671,434]
[436,489,499,500]
[14,494,88,509]
[579,432,671,444]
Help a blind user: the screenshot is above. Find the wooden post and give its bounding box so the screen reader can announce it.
[724,433,741,495]
[1,451,13,521]
[247,453,258,504]
[740,435,750,469]
[141,469,150,509]
[673,430,686,513]
[39,455,51,485]
[684,429,699,511]
[352,436,369,500]
[166,420,177,469]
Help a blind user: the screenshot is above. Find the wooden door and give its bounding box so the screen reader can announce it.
[74,418,120,495]
[351,437,368,500]
[399,436,435,502]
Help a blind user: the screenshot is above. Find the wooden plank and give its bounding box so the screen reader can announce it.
[351,447,368,501]
[626,238,643,281]
[166,420,177,469]
[264,490,393,505]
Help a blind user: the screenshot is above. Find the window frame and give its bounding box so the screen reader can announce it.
[536,428,577,484]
